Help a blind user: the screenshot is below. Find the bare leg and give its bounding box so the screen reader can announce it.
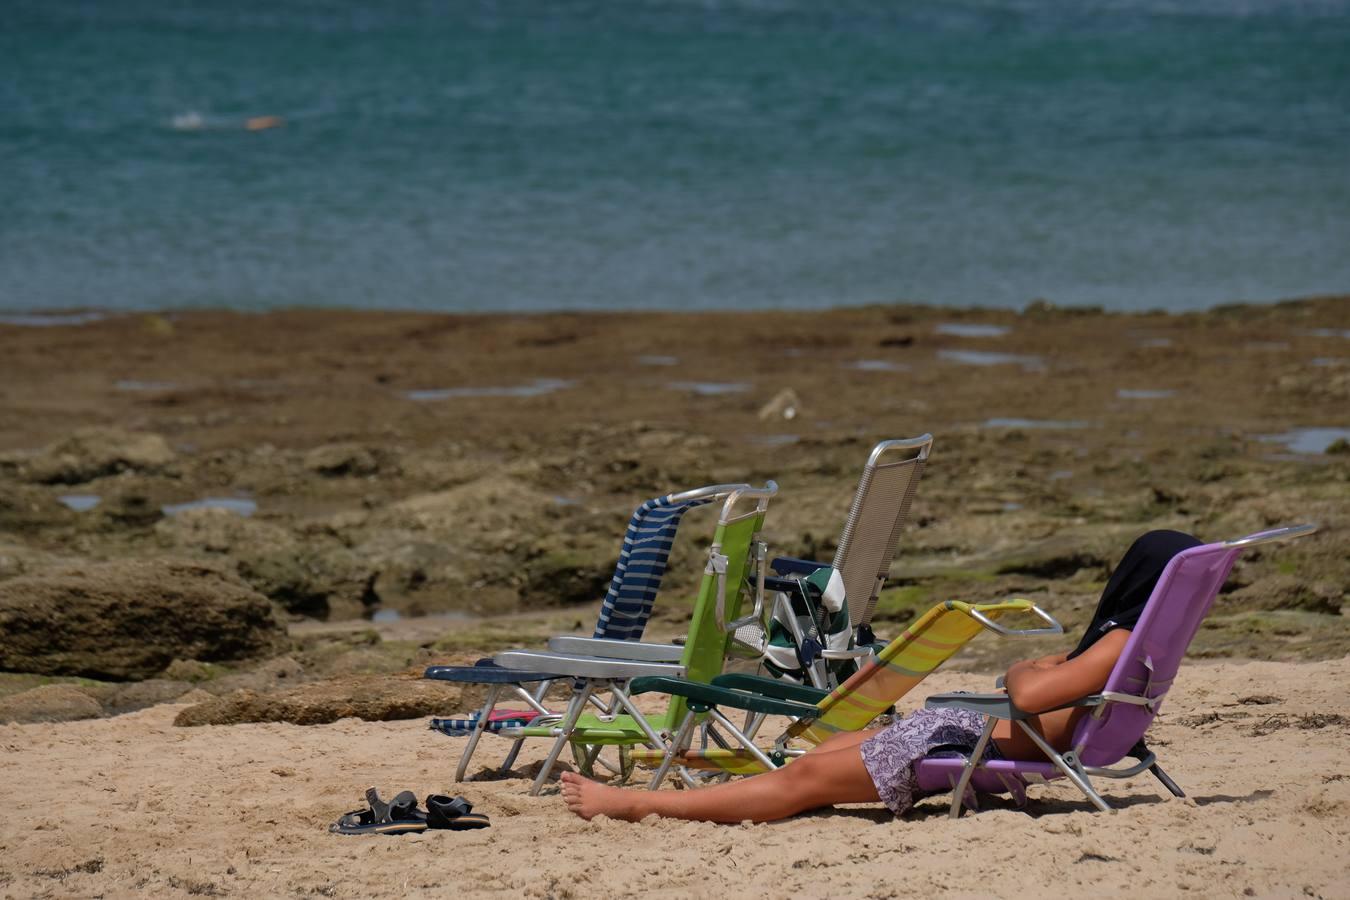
[809,727,879,755]
[561,741,879,824]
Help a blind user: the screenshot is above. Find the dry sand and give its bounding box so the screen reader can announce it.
[3,657,1347,899]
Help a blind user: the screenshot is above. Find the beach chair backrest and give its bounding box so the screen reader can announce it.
[592,488,731,641]
[831,436,932,629]
[1075,524,1317,767]
[792,599,1037,744]
[665,485,775,729]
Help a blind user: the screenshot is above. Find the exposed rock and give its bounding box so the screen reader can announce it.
[155,509,377,619]
[521,547,615,607]
[25,428,175,485]
[342,476,577,614]
[0,542,70,582]
[375,476,557,536]
[176,688,215,705]
[161,659,216,682]
[0,484,76,532]
[0,685,103,723]
[1223,575,1342,616]
[107,679,195,712]
[173,673,472,726]
[319,647,417,677]
[303,443,380,477]
[97,485,163,527]
[0,559,286,680]
[204,656,306,695]
[996,549,1109,580]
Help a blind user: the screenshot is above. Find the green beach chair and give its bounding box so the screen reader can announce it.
[490,482,777,795]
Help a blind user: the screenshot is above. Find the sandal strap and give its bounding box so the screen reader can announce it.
[425,794,474,825]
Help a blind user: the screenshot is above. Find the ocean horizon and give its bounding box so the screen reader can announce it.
[3,0,1348,315]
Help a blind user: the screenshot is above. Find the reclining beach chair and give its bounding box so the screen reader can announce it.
[487,482,777,795]
[914,523,1318,817]
[422,482,756,782]
[627,597,1062,783]
[743,436,933,690]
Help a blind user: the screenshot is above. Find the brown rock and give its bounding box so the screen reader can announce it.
[0,484,76,532]
[25,427,175,485]
[161,659,215,682]
[107,679,195,712]
[0,684,103,723]
[1224,575,1342,616]
[155,509,377,619]
[205,656,306,694]
[303,443,380,477]
[173,673,471,726]
[0,559,286,680]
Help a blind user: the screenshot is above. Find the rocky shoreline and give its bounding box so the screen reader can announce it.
[1,297,1346,724]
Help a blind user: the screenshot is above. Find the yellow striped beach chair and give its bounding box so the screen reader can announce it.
[627,599,1060,781]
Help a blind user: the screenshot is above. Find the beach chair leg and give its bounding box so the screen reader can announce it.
[493,680,553,775]
[1150,762,1185,798]
[530,683,593,796]
[498,738,526,774]
[1063,766,1112,813]
[708,708,779,771]
[948,716,997,819]
[457,684,502,783]
[647,711,698,790]
[1017,723,1113,813]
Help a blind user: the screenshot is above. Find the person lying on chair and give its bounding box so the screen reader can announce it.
[561,530,1199,823]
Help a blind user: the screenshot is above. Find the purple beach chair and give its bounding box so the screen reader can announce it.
[914,524,1318,817]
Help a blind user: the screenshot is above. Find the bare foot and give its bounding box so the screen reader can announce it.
[559,771,643,822]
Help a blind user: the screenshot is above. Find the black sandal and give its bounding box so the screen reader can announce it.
[425,794,490,830]
[330,788,429,836]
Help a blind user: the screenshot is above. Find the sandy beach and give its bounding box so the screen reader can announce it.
[1,299,1347,897]
[3,658,1348,899]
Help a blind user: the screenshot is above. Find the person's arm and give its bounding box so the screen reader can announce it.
[1004,651,1069,682]
[1003,629,1130,714]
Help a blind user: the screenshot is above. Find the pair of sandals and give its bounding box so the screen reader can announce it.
[330,788,491,836]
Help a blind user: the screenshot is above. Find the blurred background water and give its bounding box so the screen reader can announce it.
[2,0,1348,314]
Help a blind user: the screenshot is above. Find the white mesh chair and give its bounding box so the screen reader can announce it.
[738,435,933,689]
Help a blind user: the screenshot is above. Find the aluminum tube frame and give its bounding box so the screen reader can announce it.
[947,715,998,819]
[966,604,1064,637]
[1013,720,1112,812]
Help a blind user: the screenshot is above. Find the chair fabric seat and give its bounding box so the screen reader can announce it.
[913,755,1060,794]
[504,712,661,745]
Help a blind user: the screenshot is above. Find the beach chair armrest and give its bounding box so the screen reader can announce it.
[629,676,821,718]
[763,575,805,594]
[925,691,1032,719]
[820,646,876,660]
[929,689,1109,717]
[964,601,1064,637]
[546,636,684,662]
[493,649,684,680]
[711,673,829,704]
[769,556,828,576]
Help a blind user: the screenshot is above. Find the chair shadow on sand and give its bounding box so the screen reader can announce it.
[805,787,1275,823]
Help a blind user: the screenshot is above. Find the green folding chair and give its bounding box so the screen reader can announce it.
[491,482,777,794]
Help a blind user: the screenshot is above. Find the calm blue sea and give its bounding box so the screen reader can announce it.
[2,0,1348,314]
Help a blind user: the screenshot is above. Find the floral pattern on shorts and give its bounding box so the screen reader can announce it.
[859,707,997,816]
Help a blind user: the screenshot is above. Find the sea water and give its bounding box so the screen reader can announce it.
[2,0,1348,314]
